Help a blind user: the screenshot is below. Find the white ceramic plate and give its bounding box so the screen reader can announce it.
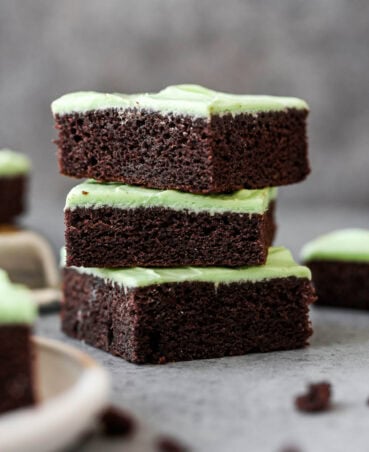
[0,336,110,452]
[0,228,61,307]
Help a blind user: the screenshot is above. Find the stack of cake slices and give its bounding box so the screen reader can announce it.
[52,84,316,364]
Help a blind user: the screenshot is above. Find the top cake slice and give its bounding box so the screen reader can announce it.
[52,84,310,194]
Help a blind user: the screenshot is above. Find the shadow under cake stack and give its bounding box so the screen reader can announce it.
[52,84,316,364]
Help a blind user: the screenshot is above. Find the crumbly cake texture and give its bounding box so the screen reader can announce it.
[0,270,36,414]
[64,182,277,267]
[61,247,315,364]
[302,229,369,309]
[52,84,310,193]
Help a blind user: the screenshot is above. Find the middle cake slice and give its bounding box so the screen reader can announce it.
[65,180,277,268]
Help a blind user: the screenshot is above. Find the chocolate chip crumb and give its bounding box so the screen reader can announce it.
[99,406,136,437]
[156,436,189,452]
[82,190,89,195]
[295,381,331,413]
[279,445,302,452]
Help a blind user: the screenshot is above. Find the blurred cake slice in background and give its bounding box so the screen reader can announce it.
[301,229,369,310]
[0,149,60,306]
[0,149,30,225]
[0,269,37,414]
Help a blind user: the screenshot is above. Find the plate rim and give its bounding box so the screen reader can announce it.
[0,335,110,452]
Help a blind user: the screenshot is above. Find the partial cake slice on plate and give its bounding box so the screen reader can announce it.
[52,84,310,193]
[61,247,316,364]
[301,228,369,310]
[0,149,30,224]
[64,180,277,267]
[0,269,37,414]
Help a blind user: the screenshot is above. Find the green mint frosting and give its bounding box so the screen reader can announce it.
[62,247,311,290]
[51,84,308,118]
[65,180,277,214]
[0,269,37,324]
[0,149,31,177]
[301,229,369,263]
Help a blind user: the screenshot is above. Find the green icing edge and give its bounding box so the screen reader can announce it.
[0,149,31,177]
[62,247,311,290]
[0,269,37,324]
[65,180,277,215]
[51,84,308,118]
[301,228,369,263]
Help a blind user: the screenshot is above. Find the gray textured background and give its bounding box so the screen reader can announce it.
[1,0,369,250]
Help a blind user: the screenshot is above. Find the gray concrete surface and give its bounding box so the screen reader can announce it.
[38,302,369,452]
[37,206,369,452]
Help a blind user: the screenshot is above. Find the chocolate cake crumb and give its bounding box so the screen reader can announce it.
[156,436,189,452]
[295,382,331,413]
[279,445,302,452]
[0,325,35,413]
[99,406,136,437]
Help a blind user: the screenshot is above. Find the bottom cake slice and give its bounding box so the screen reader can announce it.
[61,247,316,364]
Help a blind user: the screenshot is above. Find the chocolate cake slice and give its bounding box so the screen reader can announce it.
[52,84,309,193]
[64,180,277,268]
[0,149,30,224]
[61,247,315,364]
[302,229,369,310]
[0,269,37,414]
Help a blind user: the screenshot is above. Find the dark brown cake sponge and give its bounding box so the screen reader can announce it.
[61,269,315,364]
[54,108,309,193]
[64,201,276,268]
